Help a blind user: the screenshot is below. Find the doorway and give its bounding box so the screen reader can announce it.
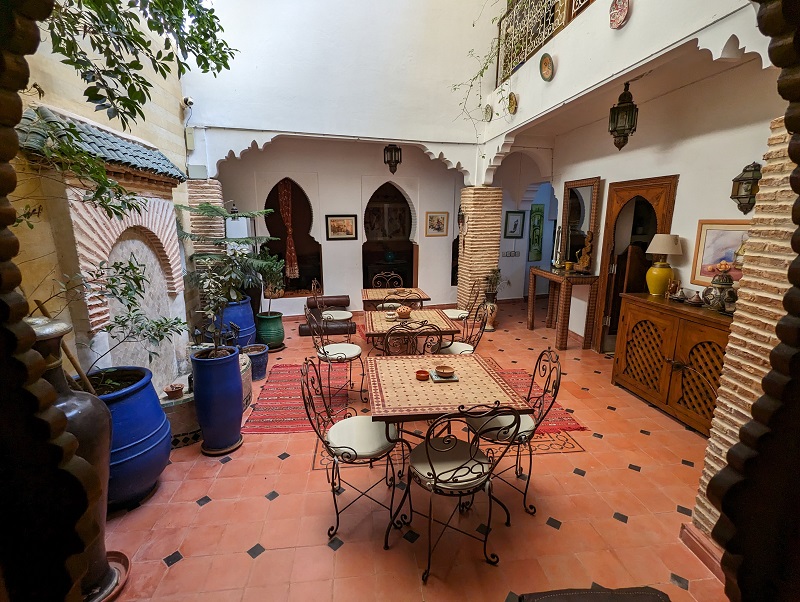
[362,183,416,288]
[594,175,679,353]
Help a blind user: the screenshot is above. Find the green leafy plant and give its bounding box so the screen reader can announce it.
[257,247,286,314]
[485,267,510,294]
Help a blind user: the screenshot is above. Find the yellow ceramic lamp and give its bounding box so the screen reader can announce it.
[645,234,682,296]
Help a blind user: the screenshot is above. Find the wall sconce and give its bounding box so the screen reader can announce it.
[730,162,762,214]
[384,144,402,174]
[608,82,639,150]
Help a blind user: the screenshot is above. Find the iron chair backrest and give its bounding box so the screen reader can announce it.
[382,320,443,356]
[304,304,338,355]
[420,402,520,492]
[525,347,562,434]
[458,302,489,351]
[463,279,484,318]
[310,278,326,311]
[383,290,423,310]
[372,271,404,289]
[300,358,359,461]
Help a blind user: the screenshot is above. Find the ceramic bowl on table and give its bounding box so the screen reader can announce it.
[385,311,397,322]
[435,365,455,379]
[416,370,430,381]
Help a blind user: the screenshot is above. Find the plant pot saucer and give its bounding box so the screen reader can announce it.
[90,550,130,602]
[201,435,244,457]
[266,343,286,352]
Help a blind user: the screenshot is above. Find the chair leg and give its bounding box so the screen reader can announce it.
[422,494,434,584]
[328,460,342,538]
[358,355,367,401]
[483,480,500,566]
[522,439,537,515]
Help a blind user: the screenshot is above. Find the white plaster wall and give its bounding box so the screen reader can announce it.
[216,137,462,315]
[551,57,783,338]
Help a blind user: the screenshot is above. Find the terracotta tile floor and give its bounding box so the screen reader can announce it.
[109,299,725,601]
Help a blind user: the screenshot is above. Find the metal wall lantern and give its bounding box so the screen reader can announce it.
[384,144,402,174]
[608,82,639,150]
[730,162,762,214]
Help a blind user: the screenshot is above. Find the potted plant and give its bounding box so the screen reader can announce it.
[255,247,287,351]
[36,256,187,508]
[190,258,245,456]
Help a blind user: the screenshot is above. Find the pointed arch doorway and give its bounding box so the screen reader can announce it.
[362,183,416,288]
[263,178,322,295]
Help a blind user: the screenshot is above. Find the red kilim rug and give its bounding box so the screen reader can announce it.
[242,362,587,436]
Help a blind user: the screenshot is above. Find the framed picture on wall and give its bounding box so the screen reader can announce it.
[504,211,525,239]
[425,211,448,237]
[690,219,750,285]
[325,214,358,240]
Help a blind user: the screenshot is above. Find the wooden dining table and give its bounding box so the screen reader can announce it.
[363,308,460,340]
[361,287,431,311]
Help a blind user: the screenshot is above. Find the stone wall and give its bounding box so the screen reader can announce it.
[693,116,796,536]
[456,186,503,311]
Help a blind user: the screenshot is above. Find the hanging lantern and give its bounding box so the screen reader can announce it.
[384,144,402,174]
[608,82,639,150]
[730,162,762,214]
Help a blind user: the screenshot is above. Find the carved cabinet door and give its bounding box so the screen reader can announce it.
[612,301,678,406]
[666,320,729,435]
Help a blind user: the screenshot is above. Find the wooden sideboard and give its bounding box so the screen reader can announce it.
[611,293,732,435]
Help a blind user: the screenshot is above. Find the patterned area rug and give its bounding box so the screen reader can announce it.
[242,362,587,440]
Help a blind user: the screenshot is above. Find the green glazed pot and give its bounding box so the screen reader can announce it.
[256,311,285,349]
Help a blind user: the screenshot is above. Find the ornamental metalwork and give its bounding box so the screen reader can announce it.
[498,0,567,82]
[571,0,593,17]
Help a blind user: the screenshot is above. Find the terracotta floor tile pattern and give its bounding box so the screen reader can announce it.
[110,300,725,601]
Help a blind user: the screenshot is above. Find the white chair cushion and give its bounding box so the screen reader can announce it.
[437,342,474,355]
[322,310,353,321]
[326,416,397,460]
[318,342,362,361]
[376,302,401,310]
[442,308,468,320]
[466,414,535,442]
[409,438,491,492]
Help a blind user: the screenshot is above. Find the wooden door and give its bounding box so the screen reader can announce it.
[666,320,730,435]
[594,175,679,352]
[612,299,678,406]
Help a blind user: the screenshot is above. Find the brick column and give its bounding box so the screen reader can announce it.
[457,186,503,310]
[683,117,795,567]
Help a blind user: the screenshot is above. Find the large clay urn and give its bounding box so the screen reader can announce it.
[27,317,121,600]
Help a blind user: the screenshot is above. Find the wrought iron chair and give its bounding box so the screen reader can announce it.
[378,319,443,356]
[300,358,399,538]
[438,302,488,355]
[372,271,403,289]
[310,279,353,338]
[304,305,366,400]
[443,279,483,321]
[404,402,520,583]
[467,347,562,514]
[376,289,424,311]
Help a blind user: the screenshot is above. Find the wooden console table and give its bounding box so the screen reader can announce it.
[526,266,599,350]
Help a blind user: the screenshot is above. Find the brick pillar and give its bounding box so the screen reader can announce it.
[684,117,796,564]
[457,186,502,310]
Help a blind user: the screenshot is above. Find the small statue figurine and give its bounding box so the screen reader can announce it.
[575,231,593,272]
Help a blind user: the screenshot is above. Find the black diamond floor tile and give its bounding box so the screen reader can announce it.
[247,543,265,558]
[593,433,604,439]
[476,523,491,535]
[328,537,344,551]
[163,550,183,567]
[613,512,628,523]
[628,464,641,472]
[573,468,586,477]
[265,491,279,501]
[546,517,561,530]
[196,495,212,506]
[682,459,695,467]
[219,456,232,464]
[677,505,693,517]
[278,452,291,460]
[670,573,689,590]
[403,530,420,543]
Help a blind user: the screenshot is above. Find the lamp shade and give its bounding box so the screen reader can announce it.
[646,234,682,257]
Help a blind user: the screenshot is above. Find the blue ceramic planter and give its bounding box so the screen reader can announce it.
[191,346,244,456]
[214,297,256,347]
[95,367,171,508]
[243,344,269,381]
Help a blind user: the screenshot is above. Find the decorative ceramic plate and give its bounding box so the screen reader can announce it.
[507,92,518,115]
[610,0,630,29]
[539,53,555,81]
[484,103,493,122]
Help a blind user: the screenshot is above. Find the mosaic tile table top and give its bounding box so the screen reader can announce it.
[363,308,460,338]
[367,354,536,422]
[361,287,431,301]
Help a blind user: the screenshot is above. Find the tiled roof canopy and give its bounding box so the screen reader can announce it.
[16,105,186,182]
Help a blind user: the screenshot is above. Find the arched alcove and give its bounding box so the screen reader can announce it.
[263,177,322,295]
[362,182,415,288]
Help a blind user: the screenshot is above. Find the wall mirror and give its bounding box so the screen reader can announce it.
[561,177,601,273]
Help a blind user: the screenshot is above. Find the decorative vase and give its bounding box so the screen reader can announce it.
[191,346,244,456]
[242,343,269,381]
[484,292,498,332]
[256,311,285,350]
[92,366,172,509]
[213,296,256,347]
[26,317,121,600]
[646,262,674,296]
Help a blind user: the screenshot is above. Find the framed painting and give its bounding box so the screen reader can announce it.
[690,219,750,286]
[528,204,545,261]
[425,212,448,237]
[504,211,525,239]
[326,214,358,240]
